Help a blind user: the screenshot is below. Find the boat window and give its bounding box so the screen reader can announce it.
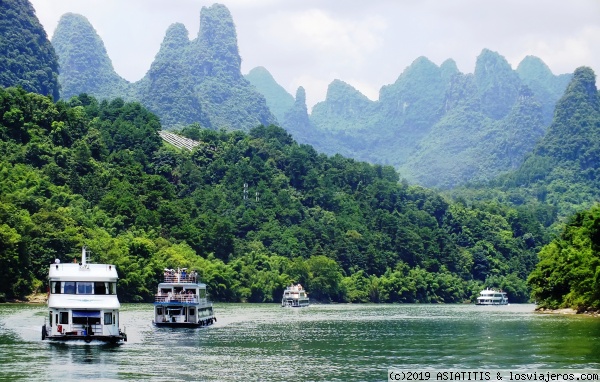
[94,282,107,295]
[104,312,112,325]
[189,308,195,316]
[49,312,52,326]
[63,282,76,294]
[156,307,163,315]
[109,282,117,295]
[77,282,93,294]
[59,312,69,324]
[52,281,61,294]
[199,289,206,298]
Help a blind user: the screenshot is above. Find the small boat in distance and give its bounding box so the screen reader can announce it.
[42,247,127,344]
[153,268,216,327]
[281,284,309,307]
[476,288,508,305]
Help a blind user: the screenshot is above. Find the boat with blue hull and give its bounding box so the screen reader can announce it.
[153,268,216,327]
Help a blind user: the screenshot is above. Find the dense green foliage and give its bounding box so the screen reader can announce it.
[448,67,600,310]
[51,13,130,101]
[0,87,542,303]
[528,205,600,311]
[135,23,209,130]
[0,0,60,100]
[456,67,600,230]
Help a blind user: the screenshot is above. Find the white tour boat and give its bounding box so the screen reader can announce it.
[281,283,309,307]
[42,247,127,343]
[153,268,216,327]
[476,288,508,305]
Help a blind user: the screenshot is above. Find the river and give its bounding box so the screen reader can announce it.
[1,303,599,381]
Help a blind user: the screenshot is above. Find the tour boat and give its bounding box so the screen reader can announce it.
[476,288,508,305]
[281,284,309,307]
[153,268,216,327]
[42,247,127,343]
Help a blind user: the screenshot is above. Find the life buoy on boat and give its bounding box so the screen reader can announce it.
[57,324,62,333]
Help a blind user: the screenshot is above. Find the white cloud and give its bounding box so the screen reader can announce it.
[515,25,600,75]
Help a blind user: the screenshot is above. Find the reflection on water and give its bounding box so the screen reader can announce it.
[0,303,599,381]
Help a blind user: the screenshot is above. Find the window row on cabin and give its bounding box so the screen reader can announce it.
[51,281,117,295]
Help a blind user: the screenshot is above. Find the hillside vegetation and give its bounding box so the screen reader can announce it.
[0,88,544,303]
[0,0,60,100]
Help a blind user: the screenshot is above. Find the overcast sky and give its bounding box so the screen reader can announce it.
[30,0,600,110]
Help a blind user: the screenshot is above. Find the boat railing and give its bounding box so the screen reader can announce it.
[162,273,198,284]
[154,294,208,304]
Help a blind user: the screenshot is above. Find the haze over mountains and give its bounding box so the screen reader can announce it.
[52,5,276,132]
[49,3,574,190]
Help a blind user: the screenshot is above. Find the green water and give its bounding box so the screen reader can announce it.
[0,303,599,381]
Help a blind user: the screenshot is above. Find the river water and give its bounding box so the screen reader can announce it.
[1,303,599,381]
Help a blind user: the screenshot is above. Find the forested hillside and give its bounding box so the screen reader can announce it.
[0,0,60,100]
[455,67,600,230]
[51,13,131,101]
[0,88,544,303]
[5,0,599,310]
[528,205,600,311]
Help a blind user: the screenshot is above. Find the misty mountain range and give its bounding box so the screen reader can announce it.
[44,3,577,189]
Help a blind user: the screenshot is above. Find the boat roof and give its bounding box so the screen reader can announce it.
[47,294,120,310]
[49,262,118,281]
[284,284,305,291]
[479,288,507,295]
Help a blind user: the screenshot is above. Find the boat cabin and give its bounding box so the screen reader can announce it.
[43,247,127,343]
[281,283,310,307]
[153,268,215,327]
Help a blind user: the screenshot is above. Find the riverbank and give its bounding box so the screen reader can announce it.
[3,293,47,304]
[535,307,600,316]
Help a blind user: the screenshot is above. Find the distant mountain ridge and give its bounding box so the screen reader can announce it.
[52,4,276,131]
[245,67,294,123]
[49,2,574,189]
[455,66,600,228]
[264,50,571,189]
[51,13,131,101]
